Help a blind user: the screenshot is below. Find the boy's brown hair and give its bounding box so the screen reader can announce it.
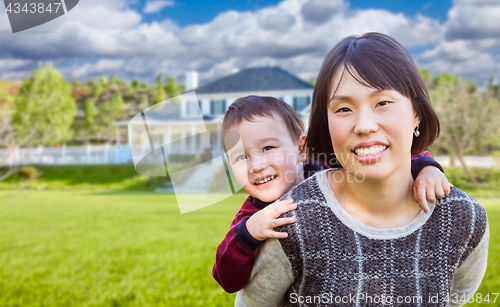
[222,96,305,147]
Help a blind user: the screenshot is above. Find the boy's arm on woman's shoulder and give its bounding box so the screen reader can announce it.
[410,151,444,180]
[213,196,261,293]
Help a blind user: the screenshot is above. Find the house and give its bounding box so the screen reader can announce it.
[115,67,314,162]
[183,67,313,121]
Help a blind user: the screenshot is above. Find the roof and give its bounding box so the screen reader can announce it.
[194,67,314,94]
[114,103,220,126]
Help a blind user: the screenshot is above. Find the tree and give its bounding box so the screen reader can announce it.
[109,91,125,119]
[152,86,166,105]
[480,77,500,153]
[13,63,76,146]
[131,78,140,89]
[151,73,167,105]
[156,73,164,87]
[430,73,500,183]
[419,69,434,90]
[92,91,126,141]
[99,77,108,86]
[84,97,97,128]
[0,106,21,182]
[93,83,104,98]
[165,76,178,98]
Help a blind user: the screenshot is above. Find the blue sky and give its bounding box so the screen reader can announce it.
[138,1,452,26]
[0,0,499,87]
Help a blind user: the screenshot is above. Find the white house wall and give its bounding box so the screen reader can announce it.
[282,96,294,107]
[201,99,211,116]
[183,90,313,118]
[180,100,186,118]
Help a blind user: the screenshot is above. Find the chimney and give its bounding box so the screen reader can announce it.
[185,70,198,91]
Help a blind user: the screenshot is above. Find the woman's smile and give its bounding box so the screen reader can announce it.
[352,145,389,163]
[351,140,390,163]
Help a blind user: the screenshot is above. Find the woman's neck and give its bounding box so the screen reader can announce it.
[330,162,421,228]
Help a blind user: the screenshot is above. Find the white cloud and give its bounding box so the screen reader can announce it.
[66,59,125,79]
[0,0,497,87]
[421,40,480,61]
[143,1,175,14]
[0,59,33,71]
[416,0,500,86]
[301,0,346,24]
[419,52,499,85]
[446,0,500,40]
[453,0,499,5]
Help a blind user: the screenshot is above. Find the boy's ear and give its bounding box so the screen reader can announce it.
[298,134,307,162]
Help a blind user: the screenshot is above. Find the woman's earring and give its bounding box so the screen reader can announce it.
[414,125,420,137]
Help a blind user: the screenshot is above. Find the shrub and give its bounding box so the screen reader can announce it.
[17,166,38,179]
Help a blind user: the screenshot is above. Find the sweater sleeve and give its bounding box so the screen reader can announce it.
[447,224,489,307]
[235,238,295,307]
[213,197,261,293]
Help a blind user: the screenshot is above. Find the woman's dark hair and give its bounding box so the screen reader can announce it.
[307,32,440,167]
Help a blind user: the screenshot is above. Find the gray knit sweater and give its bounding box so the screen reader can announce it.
[235,169,489,307]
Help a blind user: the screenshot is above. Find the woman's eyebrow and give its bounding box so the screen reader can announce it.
[330,95,351,102]
[331,89,385,101]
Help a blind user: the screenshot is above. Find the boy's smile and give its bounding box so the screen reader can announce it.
[226,114,306,202]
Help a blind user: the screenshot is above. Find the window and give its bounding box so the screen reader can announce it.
[211,100,225,115]
[293,96,310,111]
[186,100,201,116]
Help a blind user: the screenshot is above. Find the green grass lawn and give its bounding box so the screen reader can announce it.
[0,191,242,307]
[0,191,499,306]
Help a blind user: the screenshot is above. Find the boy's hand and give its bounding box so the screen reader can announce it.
[413,166,454,214]
[246,199,297,241]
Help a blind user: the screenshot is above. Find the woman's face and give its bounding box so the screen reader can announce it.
[327,71,419,182]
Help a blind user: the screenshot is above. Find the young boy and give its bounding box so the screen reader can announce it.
[213,95,450,293]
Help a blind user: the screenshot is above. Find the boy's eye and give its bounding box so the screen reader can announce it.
[263,146,274,152]
[235,155,247,162]
[335,107,351,113]
[377,101,390,107]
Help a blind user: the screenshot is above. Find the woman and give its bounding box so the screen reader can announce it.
[235,33,488,307]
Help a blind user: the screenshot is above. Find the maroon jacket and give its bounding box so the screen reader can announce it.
[212,196,260,293]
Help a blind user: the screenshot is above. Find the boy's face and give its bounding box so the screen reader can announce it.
[226,115,306,202]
